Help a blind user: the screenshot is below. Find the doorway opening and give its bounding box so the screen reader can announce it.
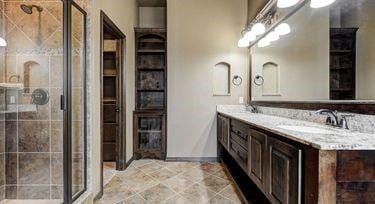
[100,11,126,194]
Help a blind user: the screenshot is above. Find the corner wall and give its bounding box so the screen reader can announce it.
[167,0,249,158]
[90,0,137,197]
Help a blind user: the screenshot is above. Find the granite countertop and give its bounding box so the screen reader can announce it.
[217,105,375,150]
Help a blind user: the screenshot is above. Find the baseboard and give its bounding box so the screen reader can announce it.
[125,155,135,167]
[165,157,219,162]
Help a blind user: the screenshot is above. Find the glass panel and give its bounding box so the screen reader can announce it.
[0,0,63,202]
[137,92,165,109]
[71,4,86,198]
[138,71,165,91]
[138,117,162,150]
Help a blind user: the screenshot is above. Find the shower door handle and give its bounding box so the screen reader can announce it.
[60,95,66,110]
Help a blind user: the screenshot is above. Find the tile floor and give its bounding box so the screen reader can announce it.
[95,160,242,204]
[103,162,117,186]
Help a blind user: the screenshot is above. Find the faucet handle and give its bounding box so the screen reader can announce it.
[338,114,354,129]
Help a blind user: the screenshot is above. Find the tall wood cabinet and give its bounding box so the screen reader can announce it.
[134,28,167,159]
[330,28,358,100]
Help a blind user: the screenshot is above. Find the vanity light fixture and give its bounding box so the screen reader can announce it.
[277,0,299,8]
[258,38,271,47]
[310,0,336,8]
[266,31,280,42]
[244,31,256,42]
[251,23,266,35]
[0,37,7,47]
[238,37,250,48]
[275,23,291,35]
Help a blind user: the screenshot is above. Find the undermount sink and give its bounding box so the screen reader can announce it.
[277,125,337,134]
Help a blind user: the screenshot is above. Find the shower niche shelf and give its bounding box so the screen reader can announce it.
[134,28,167,160]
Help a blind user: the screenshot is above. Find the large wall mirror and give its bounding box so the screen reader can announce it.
[251,0,375,103]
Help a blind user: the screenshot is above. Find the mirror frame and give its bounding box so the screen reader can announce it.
[248,0,375,114]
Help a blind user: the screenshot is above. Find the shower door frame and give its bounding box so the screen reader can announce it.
[63,0,88,203]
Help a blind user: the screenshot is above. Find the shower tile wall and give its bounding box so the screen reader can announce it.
[0,0,84,200]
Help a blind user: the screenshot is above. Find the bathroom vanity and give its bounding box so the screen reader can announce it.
[217,106,374,204]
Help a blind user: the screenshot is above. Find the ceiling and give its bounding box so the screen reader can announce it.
[137,0,166,7]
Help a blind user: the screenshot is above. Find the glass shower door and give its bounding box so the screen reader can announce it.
[70,1,87,201]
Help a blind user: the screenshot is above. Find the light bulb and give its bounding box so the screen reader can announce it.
[277,0,299,8]
[275,23,291,35]
[266,31,280,42]
[251,23,266,35]
[238,37,249,48]
[0,37,7,47]
[244,31,256,42]
[258,38,270,48]
[310,0,336,8]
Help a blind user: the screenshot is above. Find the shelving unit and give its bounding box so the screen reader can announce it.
[102,40,119,162]
[134,28,167,159]
[330,28,358,100]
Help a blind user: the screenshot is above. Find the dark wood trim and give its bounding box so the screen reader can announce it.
[250,101,375,115]
[165,157,219,162]
[99,10,126,199]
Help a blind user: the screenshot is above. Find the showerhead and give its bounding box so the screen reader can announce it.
[20,4,43,14]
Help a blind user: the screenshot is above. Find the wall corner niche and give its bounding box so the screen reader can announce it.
[262,61,280,96]
[213,62,231,96]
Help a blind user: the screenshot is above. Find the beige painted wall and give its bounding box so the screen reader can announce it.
[139,7,165,28]
[90,0,137,197]
[252,5,330,101]
[167,0,249,158]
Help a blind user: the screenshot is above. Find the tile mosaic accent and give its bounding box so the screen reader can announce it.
[95,160,242,204]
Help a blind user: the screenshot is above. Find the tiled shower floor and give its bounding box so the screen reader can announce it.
[95,159,242,204]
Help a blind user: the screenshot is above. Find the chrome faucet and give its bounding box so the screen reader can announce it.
[246,104,258,113]
[316,109,339,127]
[316,109,354,129]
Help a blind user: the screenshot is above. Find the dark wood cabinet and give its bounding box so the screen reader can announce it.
[217,115,229,150]
[330,28,358,100]
[133,112,166,159]
[268,137,301,204]
[134,28,167,159]
[248,129,268,191]
[229,120,249,171]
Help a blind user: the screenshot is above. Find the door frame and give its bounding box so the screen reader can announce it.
[99,10,126,197]
[63,0,88,203]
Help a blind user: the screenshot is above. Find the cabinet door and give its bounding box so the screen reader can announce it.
[217,115,223,143]
[248,129,268,191]
[268,137,301,204]
[222,116,230,149]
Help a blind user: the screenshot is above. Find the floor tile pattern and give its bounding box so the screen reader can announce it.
[96,160,242,204]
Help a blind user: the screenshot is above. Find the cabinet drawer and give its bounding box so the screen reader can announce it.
[231,132,248,151]
[229,138,248,170]
[231,120,249,141]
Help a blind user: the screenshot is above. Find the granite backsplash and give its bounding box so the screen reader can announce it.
[252,106,375,134]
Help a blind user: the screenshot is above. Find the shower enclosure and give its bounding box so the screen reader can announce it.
[0,0,87,203]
